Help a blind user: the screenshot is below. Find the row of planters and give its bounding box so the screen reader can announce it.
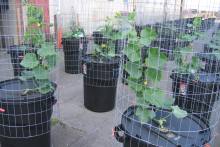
[61,12,220,146]
[112,15,220,146]
[61,12,133,112]
[165,17,216,32]
[1,3,57,147]
[61,16,207,77]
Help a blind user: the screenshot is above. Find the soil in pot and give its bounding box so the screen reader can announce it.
[9,45,36,76]
[0,79,56,147]
[114,106,211,147]
[62,37,88,74]
[82,54,120,112]
[170,72,220,123]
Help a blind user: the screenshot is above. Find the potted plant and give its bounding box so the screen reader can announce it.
[198,30,220,73]
[114,24,210,147]
[93,12,134,55]
[0,2,57,147]
[8,2,44,76]
[82,12,134,112]
[171,17,220,123]
[62,22,88,74]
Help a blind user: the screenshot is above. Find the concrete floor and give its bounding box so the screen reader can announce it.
[0,24,220,147]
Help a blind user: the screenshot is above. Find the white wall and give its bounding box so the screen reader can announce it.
[184,0,220,12]
[59,0,134,34]
[57,0,220,34]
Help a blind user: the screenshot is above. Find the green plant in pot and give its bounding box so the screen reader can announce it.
[124,27,187,123]
[82,12,134,112]
[9,2,44,76]
[112,26,208,147]
[113,18,213,147]
[62,22,87,74]
[171,17,219,124]
[174,17,203,75]
[0,3,57,147]
[93,12,135,54]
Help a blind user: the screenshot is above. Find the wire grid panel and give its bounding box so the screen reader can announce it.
[0,1,59,140]
[56,0,136,114]
[114,0,220,147]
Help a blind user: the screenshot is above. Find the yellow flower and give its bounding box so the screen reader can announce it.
[101,44,107,48]
[144,80,148,86]
[37,23,41,27]
[115,12,121,17]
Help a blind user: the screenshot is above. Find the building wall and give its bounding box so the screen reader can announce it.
[0,0,18,48]
[57,0,182,34]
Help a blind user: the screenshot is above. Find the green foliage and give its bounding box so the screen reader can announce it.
[20,53,39,69]
[193,17,202,29]
[20,43,57,94]
[20,2,57,94]
[180,17,202,42]
[175,17,203,73]
[63,23,85,38]
[123,25,187,124]
[92,12,135,59]
[24,3,44,47]
[171,106,188,119]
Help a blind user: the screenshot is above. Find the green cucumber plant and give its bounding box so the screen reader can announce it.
[63,22,85,39]
[174,17,203,74]
[124,24,187,127]
[92,12,135,59]
[20,2,57,95]
[24,2,44,47]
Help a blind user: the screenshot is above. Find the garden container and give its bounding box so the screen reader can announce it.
[62,37,88,74]
[0,79,56,147]
[170,72,220,123]
[9,45,36,76]
[197,53,220,73]
[114,106,211,147]
[203,44,218,53]
[82,55,120,112]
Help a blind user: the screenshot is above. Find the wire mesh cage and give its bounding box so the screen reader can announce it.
[111,0,220,147]
[57,0,135,113]
[0,1,59,147]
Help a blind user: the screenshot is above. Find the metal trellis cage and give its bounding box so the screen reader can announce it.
[0,1,59,147]
[112,0,220,147]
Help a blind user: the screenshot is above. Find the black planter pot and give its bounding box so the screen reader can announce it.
[170,72,220,123]
[82,55,120,112]
[114,106,211,147]
[203,44,216,53]
[62,37,88,74]
[9,45,36,76]
[197,53,220,73]
[0,79,57,147]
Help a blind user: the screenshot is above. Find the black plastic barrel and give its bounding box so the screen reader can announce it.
[0,79,56,147]
[9,45,36,76]
[170,72,220,123]
[62,37,88,74]
[114,106,211,147]
[82,55,120,112]
[197,53,220,73]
